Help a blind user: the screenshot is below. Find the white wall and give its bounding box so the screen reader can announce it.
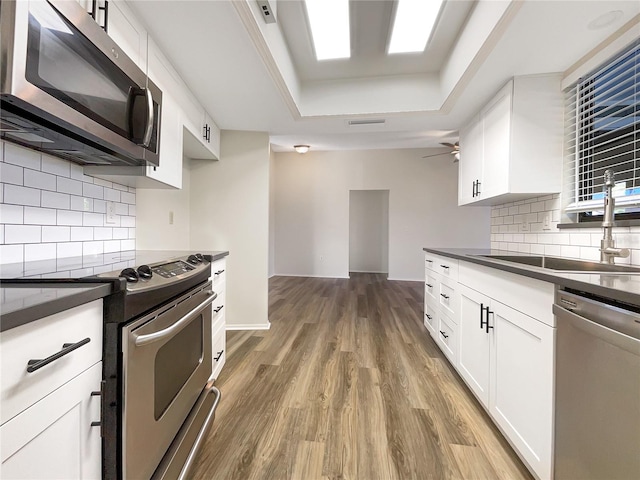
[136,160,191,250]
[190,131,270,329]
[349,190,389,273]
[272,149,491,281]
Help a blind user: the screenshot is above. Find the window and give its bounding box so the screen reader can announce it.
[564,40,640,222]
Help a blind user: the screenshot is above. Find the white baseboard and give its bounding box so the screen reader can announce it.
[387,277,423,282]
[272,273,350,279]
[226,322,271,331]
[349,270,388,274]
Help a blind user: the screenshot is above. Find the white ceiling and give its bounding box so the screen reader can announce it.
[127,0,640,153]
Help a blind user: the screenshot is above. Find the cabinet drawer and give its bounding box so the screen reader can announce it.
[1,300,103,425]
[211,258,226,293]
[211,318,226,381]
[424,271,439,304]
[437,314,458,365]
[438,280,459,323]
[212,290,225,321]
[425,252,458,281]
[424,301,438,337]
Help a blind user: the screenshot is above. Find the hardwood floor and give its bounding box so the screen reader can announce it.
[191,274,532,480]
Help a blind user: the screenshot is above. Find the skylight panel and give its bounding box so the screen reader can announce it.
[304,0,350,60]
[388,0,444,54]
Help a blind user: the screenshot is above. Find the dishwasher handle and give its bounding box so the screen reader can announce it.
[553,303,640,355]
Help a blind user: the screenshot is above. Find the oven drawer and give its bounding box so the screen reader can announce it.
[211,258,226,293]
[1,300,103,425]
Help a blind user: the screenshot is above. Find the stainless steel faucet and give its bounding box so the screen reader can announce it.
[599,169,630,264]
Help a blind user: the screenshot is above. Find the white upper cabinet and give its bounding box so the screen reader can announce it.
[183,96,220,161]
[106,0,147,68]
[458,74,564,206]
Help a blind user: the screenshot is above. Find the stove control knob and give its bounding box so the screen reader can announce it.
[195,253,205,262]
[120,268,139,283]
[187,255,200,265]
[137,265,152,279]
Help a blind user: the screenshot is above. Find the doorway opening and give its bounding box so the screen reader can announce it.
[349,190,389,276]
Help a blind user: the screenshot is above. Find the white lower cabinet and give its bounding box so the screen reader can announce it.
[0,362,102,480]
[457,281,555,480]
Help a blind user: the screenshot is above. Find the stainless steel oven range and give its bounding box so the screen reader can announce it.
[97,253,220,480]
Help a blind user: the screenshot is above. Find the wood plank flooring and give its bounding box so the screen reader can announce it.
[191,274,533,480]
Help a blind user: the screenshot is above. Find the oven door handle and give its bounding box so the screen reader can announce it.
[134,290,216,347]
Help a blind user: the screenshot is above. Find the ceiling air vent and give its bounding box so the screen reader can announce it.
[348,119,386,126]
[256,1,276,24]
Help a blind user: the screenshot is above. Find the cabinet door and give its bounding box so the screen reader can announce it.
[457,285,491,407]
[480,81,512,200]
[458,114,483,205]
[203,112,220,159]
[107,0,147,68]
[0,363,102,480]
[490,301,554,480]
[147,38,183,189]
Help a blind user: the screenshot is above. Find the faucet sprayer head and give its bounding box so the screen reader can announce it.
[604,169,615,188]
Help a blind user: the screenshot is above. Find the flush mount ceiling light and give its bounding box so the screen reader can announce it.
[304,0,350,60]
[294,145,310,154]
[587,10,624,30]
[388,0,444,54]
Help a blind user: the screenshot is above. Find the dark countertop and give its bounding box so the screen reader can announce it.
[424,247,640,307]
[0,250,229,332]
[0,281,116,332]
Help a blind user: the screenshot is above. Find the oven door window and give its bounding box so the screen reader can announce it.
[154,315,204,420]
[25,0,138,138]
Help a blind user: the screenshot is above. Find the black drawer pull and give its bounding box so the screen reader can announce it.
[214,305,224,313]
[440,265,450,269]
[426,259,433,263]
[426,314,433,320]
[27,338,91,373]
[214,350,224,362]
[214,270,225,276]
[440,293,450,300]
[426,283,433,288]
[439,331,449,339]
[91,421,101,427]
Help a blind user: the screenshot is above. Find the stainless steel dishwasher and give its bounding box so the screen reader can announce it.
[554,288,640,480]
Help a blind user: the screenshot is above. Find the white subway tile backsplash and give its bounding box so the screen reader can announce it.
[530,244,545,255]
[25,243,56,261]
[1,245,24,263]
[4,185,40,206]
[92,178,113,188]
[518,204,531,214]
[115,203,128,215]
[83,212,103,227]
[94,227,113,240]
[0,162,24,186]
[0,226,3,244]
[42,191,71,210]
[57,177,83,195]
[544,245,562,256]
[57,242,83,258]
[69,163,92,183]
[121,216,135,227]
[0,204,24,224]
[560,245,580,259]
[94,199,106,213]
[57,210,83,226]
[41,156,71,177]
[113,228,128,239]
[121,192,135,204]
[128,228,135,239]
[42,226,71,243]
[570,233,591,246]
[104,240,121,253]
[24,169,57,191]
[121,239,135,251]
[24,207,56,225]
[5,225,40,244]
[4,143,40,170]
[104,188,120,202]
[128,205,136,216]
[83,241,104,256]
[83,182,103,199]
[70,226,93,241]
[70,196,93,212]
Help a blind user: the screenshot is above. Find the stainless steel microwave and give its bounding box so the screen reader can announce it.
[0,0,161,167]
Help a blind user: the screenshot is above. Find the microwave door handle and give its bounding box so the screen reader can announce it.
[142,87,154,147]
[134,291,216,347]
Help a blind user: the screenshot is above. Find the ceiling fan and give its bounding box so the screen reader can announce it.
[422,142,460,162]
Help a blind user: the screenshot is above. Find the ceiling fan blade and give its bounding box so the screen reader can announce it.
[422,153,447,158]
[440,142,456,148]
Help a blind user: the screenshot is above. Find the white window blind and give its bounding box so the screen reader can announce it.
[564,40,639,214]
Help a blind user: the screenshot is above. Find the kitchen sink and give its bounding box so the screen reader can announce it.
[479,255,640,273]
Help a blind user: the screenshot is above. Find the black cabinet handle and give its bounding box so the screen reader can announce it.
[214,305,224,313]
[426,314,432,320]
[485,308,494,334]
[214,350,224,362]
[472,180,476,197]
[214,269,225,276]
[440,293,450,300]
[480,303,486,329]
[440,265,449,269]
[91,421,101,427]
[426,259,433,263]
[426,283,433,288]
[98,0,109,31]
[439,331,449,339]
[27,338,91,373]
[476,180,481,196]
